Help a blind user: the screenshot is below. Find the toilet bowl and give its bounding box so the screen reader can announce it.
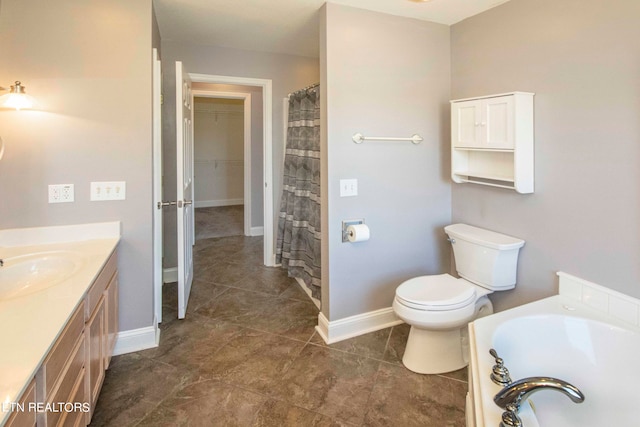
[393,274,494,374]
[392,224,524,374]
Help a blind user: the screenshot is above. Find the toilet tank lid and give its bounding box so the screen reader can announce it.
[445,224,525,250]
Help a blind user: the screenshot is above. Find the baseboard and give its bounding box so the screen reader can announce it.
[315,307,403,344]
[195,199,243,208]
[113,323,160,356]
[163,267,178,283]
[250,226,264,236]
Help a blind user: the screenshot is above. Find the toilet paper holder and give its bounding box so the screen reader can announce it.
[342,219,365,243]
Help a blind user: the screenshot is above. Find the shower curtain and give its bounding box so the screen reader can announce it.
[276,84,321,299]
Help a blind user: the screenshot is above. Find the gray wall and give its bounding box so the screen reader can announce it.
[0,0,154,331]
[450,0,640,311]
[160,41,319,267]
[152,3,161,56]
[321,4,452,320]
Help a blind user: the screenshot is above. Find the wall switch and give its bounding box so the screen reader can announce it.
[48,184,74,203]
[91,181,126,201]
[340,179,358,197]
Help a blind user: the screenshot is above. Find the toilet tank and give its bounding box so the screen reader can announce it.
[444,224,525,291]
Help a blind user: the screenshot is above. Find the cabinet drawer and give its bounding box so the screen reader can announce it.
[4,378,36,427]
[39,302,85,399]
[85,250,117,319]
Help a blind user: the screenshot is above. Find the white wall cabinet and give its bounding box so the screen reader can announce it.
[451,92,534,193]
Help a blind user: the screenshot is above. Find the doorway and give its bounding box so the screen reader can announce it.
[192,92,252,240]
[190,74,274,267]
[152,71,274,324]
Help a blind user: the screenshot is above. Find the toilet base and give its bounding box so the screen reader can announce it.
[402,326,467,374]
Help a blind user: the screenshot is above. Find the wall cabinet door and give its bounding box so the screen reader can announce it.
[483,96,514,149]
[452,100,483,148]
[452,95,514,150]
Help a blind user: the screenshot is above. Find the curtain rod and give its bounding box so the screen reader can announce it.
[288,83,320,98]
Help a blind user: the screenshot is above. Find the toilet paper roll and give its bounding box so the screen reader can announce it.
[347,224,370,243]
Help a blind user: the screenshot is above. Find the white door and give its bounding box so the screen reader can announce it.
[176,61,194,319]
[152,49,163,323]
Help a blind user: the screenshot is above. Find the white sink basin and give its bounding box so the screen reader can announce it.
[0,251,84,300]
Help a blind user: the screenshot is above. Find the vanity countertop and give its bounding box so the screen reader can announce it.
[0,222,120,425]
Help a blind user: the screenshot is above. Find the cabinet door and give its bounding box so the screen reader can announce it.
[452,100,482,148]
[104,275,118,369]
[5,379,36,427]
[482,96,514,149]
[86,296,105,413]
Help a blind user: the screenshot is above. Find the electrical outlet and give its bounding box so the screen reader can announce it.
[48,184,74,203]
[91,181,126,201]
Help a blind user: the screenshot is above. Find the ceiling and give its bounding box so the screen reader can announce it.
[153,0,510,58]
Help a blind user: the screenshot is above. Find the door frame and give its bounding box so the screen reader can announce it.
[190,73,274,267]
[192,90,252,237]
[152,48,163,324]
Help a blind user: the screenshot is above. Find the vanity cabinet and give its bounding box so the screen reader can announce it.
[451,92,534,193]
[7,249,118,427]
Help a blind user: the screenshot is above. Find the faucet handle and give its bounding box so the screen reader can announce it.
[489,348,512,386]
[500,403,522,427]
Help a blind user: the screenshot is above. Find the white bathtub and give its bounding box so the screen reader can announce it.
[468,283,640,427]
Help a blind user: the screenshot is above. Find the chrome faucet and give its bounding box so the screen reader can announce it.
[495,377,585,427]
[494,376,585,409]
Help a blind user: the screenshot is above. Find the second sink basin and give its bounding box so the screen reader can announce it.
[0,251,84,300]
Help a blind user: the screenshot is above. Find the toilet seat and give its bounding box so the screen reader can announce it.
[395,274,477,311]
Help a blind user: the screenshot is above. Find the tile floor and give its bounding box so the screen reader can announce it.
[195,206,244,240]
[90,236,468,426]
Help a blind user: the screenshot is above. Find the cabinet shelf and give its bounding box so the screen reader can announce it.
[453,171,515,183]
[450,92,534,194]
[456,178,517,190]
[454,147,514,153]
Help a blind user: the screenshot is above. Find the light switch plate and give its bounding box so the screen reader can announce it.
[91,181,126,201]
[340,179,358,197]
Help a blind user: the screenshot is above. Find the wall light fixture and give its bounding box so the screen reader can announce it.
[0,81,35,110]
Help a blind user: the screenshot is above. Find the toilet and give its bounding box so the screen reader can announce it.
[392,223,525,374]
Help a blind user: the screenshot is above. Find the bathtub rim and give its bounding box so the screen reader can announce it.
[468,293,640,427]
